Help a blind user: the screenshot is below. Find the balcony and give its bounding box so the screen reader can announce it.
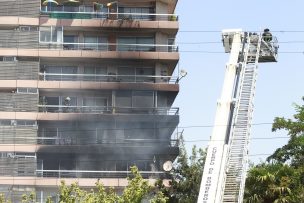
[38,137,178,146]
[0,29,39,49]
[41,6,178,21]
[0,92,38,112]
[0,125,37,144]
[38,105,179,115]
[39,72,178,83]
[0,0,40,18]
[0,153,36,177]
[36,169,169,179]
[39,42,178,52]
[0,61,39,80]
[37,125,178,146]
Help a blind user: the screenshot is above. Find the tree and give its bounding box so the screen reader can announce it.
[21,192,36,203]
[244,163,304,203]
[156,137,206,203]
[244,97,304,203]
[118,166,151,203]
[55,166,166,203]
[0,166,168,203]
[0,194,11,203]
[267,97,304,167]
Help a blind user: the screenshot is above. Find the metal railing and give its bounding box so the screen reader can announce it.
[41,8,178,21]
[36,169,168,179]
[39,42,178,52]
[38,105,179,115]
[261,36,279,56]
[39,72,178,83]
[36,136,178,147]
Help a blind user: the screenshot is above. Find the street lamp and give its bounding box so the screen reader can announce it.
[175,69,187,84]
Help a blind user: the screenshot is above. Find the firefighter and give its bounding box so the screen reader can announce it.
[63,97,71,112]
[262,28,272,42]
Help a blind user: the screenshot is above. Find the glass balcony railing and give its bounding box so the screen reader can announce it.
[39,42,178,52]
[39,72,178,83]
[36,169,169,179]
[37,136,178,147]
[38,105,179,115]
[41,7,178,21]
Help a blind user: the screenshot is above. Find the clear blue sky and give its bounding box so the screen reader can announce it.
[174,0,304,163]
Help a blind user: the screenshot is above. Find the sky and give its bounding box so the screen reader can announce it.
[173,0,304,163]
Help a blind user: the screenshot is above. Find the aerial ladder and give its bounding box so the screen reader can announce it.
[197,29,278,203]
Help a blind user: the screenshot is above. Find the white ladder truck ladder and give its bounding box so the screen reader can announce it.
[222,32,261,203]
[197,29,278,203]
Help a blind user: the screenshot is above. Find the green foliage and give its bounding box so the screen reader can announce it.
[119,166,151,203]
[55,166,168,203]
[56,180,119,203]
[244,163,304,203]
[0,194,11,203]
[156,136,206,203]
[245,97,304,203]
[267,98,304,167]
[21,192,36,203]
[150,191,169,203]
[0,165,173,203]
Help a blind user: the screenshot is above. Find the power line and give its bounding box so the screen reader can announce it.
[178,50,304,54]
[248,153,272,157]
[183,136,289,143]
[1,121,272,132]
[179,30,304,33]
[177,40,304,44]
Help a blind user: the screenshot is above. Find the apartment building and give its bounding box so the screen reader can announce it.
[0,0,179,201]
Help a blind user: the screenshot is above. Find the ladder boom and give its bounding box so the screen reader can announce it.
[197,29,278,203]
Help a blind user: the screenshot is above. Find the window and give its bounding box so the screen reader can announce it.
[44,96,59,112]
[63,35,78,50]
[98,129,122,144]
[118,7,154,20]
[43,66,77,81]
[40,27,51,42]
[17,88,38,94]
[137,37,154,51]
[84,36,107,50]
[117,37,136,51]
[62,66,78,81]
[136,68,155,82]
[20,26,38,32]
[168,38,177,52]
[117,67,135,82]
[0,56,17,61]
[16,120,37,126]
[40,27,63,43]
[116,91,132,107]
[132,91,154,108]
[116,91,154,108]
[117,37,154,51]
[84,66,107,81]
[83,97,107,112]
[0,120,12,126]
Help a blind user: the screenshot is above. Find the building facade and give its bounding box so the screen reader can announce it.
[0,0,179,202]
